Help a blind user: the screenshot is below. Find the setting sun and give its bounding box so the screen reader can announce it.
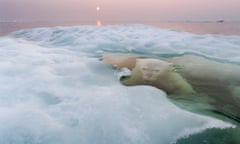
[96,6,100,12]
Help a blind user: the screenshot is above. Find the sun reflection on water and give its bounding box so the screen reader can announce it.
[96,5,102,26]
[96,20,102,26]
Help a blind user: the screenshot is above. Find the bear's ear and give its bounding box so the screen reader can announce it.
[172,64,184,72]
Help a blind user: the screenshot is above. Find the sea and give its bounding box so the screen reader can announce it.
[0,21,240,144]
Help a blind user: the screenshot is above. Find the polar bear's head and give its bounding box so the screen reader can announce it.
[136,59,172,83]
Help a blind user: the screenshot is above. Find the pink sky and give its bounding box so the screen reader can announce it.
[0,0,240,21]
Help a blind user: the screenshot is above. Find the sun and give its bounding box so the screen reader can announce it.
[96,6,100,12]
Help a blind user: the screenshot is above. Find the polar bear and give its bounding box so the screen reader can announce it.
[103,53,195,95]
[102,53,240,120]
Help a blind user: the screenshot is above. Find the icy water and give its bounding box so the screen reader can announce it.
[0,24,240,144]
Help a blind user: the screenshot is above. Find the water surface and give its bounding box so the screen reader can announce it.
[0,24,239,143]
